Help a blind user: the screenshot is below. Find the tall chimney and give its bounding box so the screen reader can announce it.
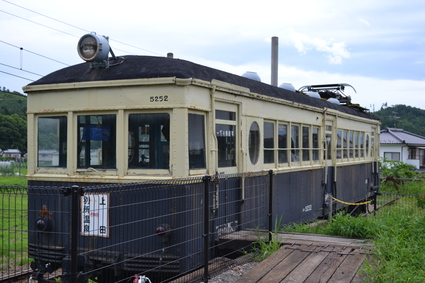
[271,36,278,86]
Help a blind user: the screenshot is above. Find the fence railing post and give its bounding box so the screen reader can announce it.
[202,175,211,283]
[61,185,84,283]
[268,170,274,242]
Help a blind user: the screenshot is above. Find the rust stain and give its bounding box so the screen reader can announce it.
[39,205,52,217]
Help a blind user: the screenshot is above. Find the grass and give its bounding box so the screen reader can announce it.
[283,181,425,282]
[0,166,28,186]
[0,166,29,271]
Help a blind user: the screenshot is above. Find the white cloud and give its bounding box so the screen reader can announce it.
[288,30,350,64]
[358,18,371,26]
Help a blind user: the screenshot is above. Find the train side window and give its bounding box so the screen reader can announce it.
[302,126,310,161]
[371,132,375,157]
[189,114,206,169]
[249,122,260,165]
[366,134,370,157]
[291,124,300,162]
[336,130,342,160]
[38,116,67,167]
[278,123,288,163]
[264,122,274,164]
[312,127,320,161]
[349,131,354,158]
[128,113,170,169]
[343,131,348,158]
[360,133,365,158]
[78,115,116,169]
[354,132,359,158]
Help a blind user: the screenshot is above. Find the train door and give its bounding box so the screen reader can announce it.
[213,102,240,239]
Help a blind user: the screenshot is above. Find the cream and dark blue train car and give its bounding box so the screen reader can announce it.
[24,33,380,282]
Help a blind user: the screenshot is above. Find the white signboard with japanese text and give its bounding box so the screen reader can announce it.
[81,193,109,237]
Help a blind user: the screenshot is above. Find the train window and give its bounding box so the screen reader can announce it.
[215,110,236,121]
[302,126,310,161]
[312,127,319,161]
[349,131,354,158]
[354,132,359,158]
[343,131,348,158]
[336,130,342,159]
[128,113,170,169]
[37,116,67,167]
[291,125,300,162]
[278,123,288,163]
[264,122,274,164]
[366,134,370,156]
[326,133,332,160]
[371,131,375,157]
[188,114,206,169]
[360,133,365,158]
[78,115,116,169]
[216,124,236,167]
[249,122,260,165]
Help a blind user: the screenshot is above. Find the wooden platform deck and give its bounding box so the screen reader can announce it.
[233,231,374,283]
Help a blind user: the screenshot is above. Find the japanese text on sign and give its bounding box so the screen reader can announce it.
[81,193,109,237]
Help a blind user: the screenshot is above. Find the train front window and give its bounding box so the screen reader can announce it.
[78,115,116,169]
[37,116,67,167]
[188,114,206,169]
[128,113,170,169]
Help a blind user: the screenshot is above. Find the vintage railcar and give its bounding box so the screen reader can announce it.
[24,34,380,282]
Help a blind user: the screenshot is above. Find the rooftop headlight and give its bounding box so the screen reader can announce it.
[77,33,110,62]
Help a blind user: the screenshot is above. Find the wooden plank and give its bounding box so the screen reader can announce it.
[303,246,351,283]
[258,244,311,283]
[235,245,295,283]
[328,249,367,283]
[281,245,331,283]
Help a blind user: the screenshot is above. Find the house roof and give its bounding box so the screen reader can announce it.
[3,149,21,154]
[380,128,425,146]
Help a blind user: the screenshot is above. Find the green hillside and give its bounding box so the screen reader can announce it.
[0,89,27,153]
[373,104,425,137]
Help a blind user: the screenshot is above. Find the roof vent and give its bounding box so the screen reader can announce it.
[307,91,321,99]
[242,71,261,82]
[327,98,341,105]
[279,83,296,92]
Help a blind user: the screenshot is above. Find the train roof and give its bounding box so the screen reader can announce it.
[27,55,377,120]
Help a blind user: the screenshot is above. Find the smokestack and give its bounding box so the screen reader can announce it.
[271,36,278,87]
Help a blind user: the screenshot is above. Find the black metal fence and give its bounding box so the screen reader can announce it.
[1,172,272,283]
[4,174,421,283]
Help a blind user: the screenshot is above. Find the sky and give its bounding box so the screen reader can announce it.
[1,0,424,111]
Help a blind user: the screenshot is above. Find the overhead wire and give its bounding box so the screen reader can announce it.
[0,70,34,81]
[1,0,161,56]
[0,0,162,86]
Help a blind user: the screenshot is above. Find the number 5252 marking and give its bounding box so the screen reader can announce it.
[150,95,168,102]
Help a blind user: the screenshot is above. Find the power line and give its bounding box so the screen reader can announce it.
[3,0,89,33]
[0,40,69,66]
[0,62,43,76]
[0,70,34,81]
[1,1,161,56]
